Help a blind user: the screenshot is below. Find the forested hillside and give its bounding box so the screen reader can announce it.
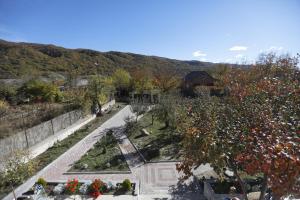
[0,39,218,79]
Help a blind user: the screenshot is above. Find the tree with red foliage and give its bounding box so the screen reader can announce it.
[176,53,300,200]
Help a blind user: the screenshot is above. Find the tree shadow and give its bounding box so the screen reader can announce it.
[168,176,203,200]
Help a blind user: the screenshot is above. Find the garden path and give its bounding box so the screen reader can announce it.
[113,127,145,168]
[4,105,207,200]
[3,106,137,200]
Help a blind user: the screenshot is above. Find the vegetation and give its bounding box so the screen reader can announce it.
[0,103,124,198]
[18,80,62,102]
[176,53,300,199]
[69,131,129,172]
[0,99,9,117]
[65,178,79,194]
[0,150,37,199]
[121,179,132,191]
[112,68,131,96]
[0,84,17,104]
[36,177,47,188]
[0,103,79,139]
[153,68,181,93]
[127,113,183,161]
[89,179,107,198]
[152,94,180,128]
[0,39,218,79]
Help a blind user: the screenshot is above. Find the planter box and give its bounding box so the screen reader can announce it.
[21,181,136,199]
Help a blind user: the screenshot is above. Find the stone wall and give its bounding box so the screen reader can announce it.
[0,109,83,159]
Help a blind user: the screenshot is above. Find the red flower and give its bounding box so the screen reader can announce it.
[66,178,79,194]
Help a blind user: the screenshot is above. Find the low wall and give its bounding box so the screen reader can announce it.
[0,109,83,159]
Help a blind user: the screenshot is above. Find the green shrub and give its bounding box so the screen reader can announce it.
[18,80,62,103]
[121,179,131,191]
[36,177,47,188]
[0,85,17,103]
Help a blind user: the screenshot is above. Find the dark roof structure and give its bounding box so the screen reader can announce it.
[183,71,216,87]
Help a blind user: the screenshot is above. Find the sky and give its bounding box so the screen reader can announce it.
[0,0,299,63]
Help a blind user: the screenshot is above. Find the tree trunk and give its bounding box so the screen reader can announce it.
[229,159,248,200]
[165,120,169,128]
[11,184,16,200]
[97,100,102,116]
[151,114,154,125]
[259,174,268,200]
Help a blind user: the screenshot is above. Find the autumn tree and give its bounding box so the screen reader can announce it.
[153,68,181,93]
[87,75,112,115]
[177,53,300,200]
[112,68,131,96]
[130,68,154,93]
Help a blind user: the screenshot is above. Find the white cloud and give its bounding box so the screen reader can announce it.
[193,50,207,57]
[267,46,283,51]
[229,46,248,51]
[199,58,207,62]
[225,58,233,63]
[235,54,245,59]
[259,46,284,53]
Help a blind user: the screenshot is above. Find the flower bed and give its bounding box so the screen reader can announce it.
[21,178,136,199]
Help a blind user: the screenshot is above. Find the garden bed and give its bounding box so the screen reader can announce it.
[20,178,136,199]
[127,113,183,161]
[68,131,129,172]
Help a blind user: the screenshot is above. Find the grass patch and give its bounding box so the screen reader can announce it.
[0,103,126,199]
[69,132,129,172]
[127,113,183,161]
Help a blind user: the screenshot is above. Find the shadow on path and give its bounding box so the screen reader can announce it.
[168,176,204,200]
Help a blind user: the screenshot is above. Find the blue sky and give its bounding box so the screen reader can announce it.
[0,0,299,63]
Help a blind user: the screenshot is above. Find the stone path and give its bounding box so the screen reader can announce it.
[113,127,144,168]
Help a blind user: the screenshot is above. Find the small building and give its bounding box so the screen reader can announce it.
[181,71,217,97]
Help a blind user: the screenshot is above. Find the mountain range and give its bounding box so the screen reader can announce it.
[0,39,222,80]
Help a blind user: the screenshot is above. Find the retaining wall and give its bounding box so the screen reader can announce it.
[0,109,83,159]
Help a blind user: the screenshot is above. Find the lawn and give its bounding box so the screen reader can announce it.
[69,132,129,172]
[0,103,126,199]
[127,113,183,161]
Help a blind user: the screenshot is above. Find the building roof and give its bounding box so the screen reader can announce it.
[184,71,216,87]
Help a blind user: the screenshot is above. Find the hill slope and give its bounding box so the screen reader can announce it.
[0,39,218,79]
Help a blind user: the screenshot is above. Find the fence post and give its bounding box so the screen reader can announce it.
[22,113,29,148]
[50,119,55,135]
[69,111,72,125]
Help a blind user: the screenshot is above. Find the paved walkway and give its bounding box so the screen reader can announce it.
[113,127,144,168]
[3,106,137,200]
